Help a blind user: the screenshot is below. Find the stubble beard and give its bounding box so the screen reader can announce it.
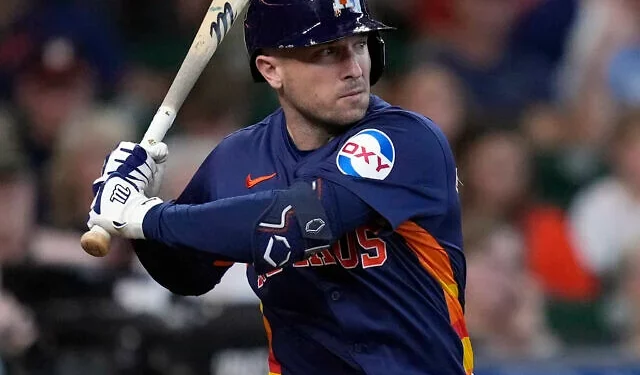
[289,94,370,136]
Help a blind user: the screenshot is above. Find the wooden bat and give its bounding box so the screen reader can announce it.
[81,0,250,257]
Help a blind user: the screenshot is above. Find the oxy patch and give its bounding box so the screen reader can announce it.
[337,129,395,180]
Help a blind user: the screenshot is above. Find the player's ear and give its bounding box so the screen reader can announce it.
[255,54,283,90]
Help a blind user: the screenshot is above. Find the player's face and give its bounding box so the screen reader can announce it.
[277,34,372,130]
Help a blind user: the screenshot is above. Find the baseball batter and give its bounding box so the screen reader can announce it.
[88,0,474,373]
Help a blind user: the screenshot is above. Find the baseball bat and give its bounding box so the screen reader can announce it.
[81,0,250,257]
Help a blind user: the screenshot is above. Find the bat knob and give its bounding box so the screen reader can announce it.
[81,226,112,257]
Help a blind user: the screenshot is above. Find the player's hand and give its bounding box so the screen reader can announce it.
[93,141,169,198]
[88,174,163,239]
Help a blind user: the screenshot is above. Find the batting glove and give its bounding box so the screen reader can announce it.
[88,174,163,239]
[94,141,169,197]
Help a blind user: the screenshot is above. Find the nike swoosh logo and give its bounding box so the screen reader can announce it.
[141,197,160,206]
[113,221,127,229]
[246,173,277,189]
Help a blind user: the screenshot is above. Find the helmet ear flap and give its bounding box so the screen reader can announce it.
[368,32,386,86]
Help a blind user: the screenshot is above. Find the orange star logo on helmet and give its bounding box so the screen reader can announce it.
[333,0,362,17]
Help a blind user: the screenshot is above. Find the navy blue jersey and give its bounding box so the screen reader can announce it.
[135,95,473,374]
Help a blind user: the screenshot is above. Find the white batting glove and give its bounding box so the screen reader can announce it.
[88,174,163,239]
[145,142,168,197]
[94,141,169,197]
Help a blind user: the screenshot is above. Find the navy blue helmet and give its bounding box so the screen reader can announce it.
[244,0,393,85]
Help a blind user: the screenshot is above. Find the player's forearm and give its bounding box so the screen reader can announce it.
[143,193,268,263]
[142,182,345,273]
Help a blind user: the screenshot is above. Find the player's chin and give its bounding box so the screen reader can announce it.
[337,94,369,120]
[332,110,367,127]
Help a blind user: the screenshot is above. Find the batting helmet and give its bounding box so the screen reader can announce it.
[244,0,393,85]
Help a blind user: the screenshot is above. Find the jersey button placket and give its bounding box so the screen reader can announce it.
[330,290,341,301]
[353,343,366,353]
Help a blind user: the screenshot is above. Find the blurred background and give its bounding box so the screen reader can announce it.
[0,0,639,374]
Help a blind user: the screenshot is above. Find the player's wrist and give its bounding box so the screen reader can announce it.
[124,195,164,239]
[139,199,172,241]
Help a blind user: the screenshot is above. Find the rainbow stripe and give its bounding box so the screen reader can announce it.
[396,221,474,375]
[260,304,283,375]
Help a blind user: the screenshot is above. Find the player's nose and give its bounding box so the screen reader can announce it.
[341,50,364,80]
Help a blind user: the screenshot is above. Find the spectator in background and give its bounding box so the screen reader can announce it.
[0,0,32,101]
[510,0,577,67]
[608,41,640,109]
[0,106,128,270]
[365,0,418,78]
[113,0,251,134]
[393,63,468,145]
[418,0,576,65]
[457,124,600,346]
[415,0,551,37]
[412,0,553,119]
[464,220,558,359]
[0,112,33,266]
[113,0,197,132]
[12,36,98,223]
[47,108,135,231]
[31,107,137,269]
[569,109,640,281]
[0,1,124,100]
[457,127,531,224]
[0,113,38,365]
[115,0,211,68]
[412,0,450,37]
[612,240,640,358]
[556,0,640,148]
[174,66,248,142]
[519,104,600,303]
[0,291,38,364]
[542,107,640,349]
[519,104,606,209]
[0,0,27,28]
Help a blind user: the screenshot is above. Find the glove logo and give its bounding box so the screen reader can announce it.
[110,184,131,205]
[305,218,326,234]
[337,129,395,180]
[264,235,291,268]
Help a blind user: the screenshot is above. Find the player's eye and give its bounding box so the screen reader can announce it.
[319,47,336,57]
[353,39,368,53]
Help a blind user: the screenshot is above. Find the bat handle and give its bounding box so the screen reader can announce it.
[80,226,112,257]
[141,106,176,148]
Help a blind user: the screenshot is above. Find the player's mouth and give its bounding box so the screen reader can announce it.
[340,89,366,99]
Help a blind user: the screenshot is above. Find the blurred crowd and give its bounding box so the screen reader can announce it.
[1,0,640,373]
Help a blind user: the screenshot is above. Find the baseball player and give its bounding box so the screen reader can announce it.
[88,0,474,373]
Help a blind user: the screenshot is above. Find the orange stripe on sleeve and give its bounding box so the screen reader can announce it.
[396,221,474,375]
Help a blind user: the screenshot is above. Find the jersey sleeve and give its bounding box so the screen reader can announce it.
[299,112,458,231]
[132,148,232,296]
